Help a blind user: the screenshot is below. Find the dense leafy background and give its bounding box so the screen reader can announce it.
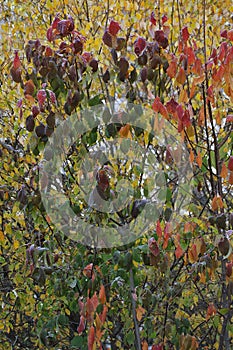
[0,1,233,349]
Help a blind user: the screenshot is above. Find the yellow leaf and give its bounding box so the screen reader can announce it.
[65,308,70,316]
[0,230,4,242]
[13,240,20,249]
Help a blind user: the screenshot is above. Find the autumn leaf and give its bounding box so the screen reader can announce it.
[206,303,216,320]
[228,156,233,171]
[196,151,202,168]
[220,162,228,178]
[136,305,146,321]
[88,326,95,350]
[176,67,186,85]
[181,26,190,42]
[77,315,85,334]
[119,124,131,138]
[150,11,156,25]
[134,37,147,56]
[99,284,106,304]
[212,195,224,211]
[148,237,160,256]
[109,20,121,36]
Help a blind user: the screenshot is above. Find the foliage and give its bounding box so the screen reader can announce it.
[0,1,233,350]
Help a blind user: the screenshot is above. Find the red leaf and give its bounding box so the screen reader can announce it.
[152,97,169,119]
[221,29,228,38]
[183,110,191,127]
[176,104,184,121]
[88,326,95,350]
[154,30,169,48]
[57,19,73,36]
[166,98,178,115]
[13,51,21,69]
[175,244,184,259]
[109,20,121,36]
[45,46,53,57]
[102,30,112,48]
[226,114,233,123]
[185,46,195,66]
[148,237,160,256]
[227,29,233,41]
[37,89,47,109]
[77,315,85,334]
[51,14,60,29]
[48,90,57,105]
[228,156,233,171]
[181,26,189,42]
[152,344,163,350]
[162,15,168,24]
[82,51,92,63]
[32,105,40,118]
[156,220,163,240]
[150,11,156,25]
[134,37,147,56]
[218,42,228,62]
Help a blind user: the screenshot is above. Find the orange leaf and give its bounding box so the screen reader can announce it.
[188,244,198,263]
[88,326,95,350]
[119,124,131,138]
[83,263,94,279]
[220,162,228,179]
[176,67,186,85]
[142,340,149,350]
[179,88,188,103]
[198,105,205,126]
[167,60,177,78]
[99,285,106,304]
[99,305,108,324]
[189,149,195,163]
[196,151,202,168]
[24,79,35,96]
[0,229,4,243]
[175,244,184,259]
[212,195,224,211]
[190,83,196,99]
[91,292,99,311]
[206,303,216,320]
[136,305,146,321]
[215,111,221,125]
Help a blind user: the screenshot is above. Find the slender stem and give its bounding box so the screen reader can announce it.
[129,268,142,350]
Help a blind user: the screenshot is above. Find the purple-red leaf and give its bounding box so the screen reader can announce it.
[134,37,146,56]
[109,20,121,36]
[102,30,112,47]
[148,237,160,257]
[150,11,156,25]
